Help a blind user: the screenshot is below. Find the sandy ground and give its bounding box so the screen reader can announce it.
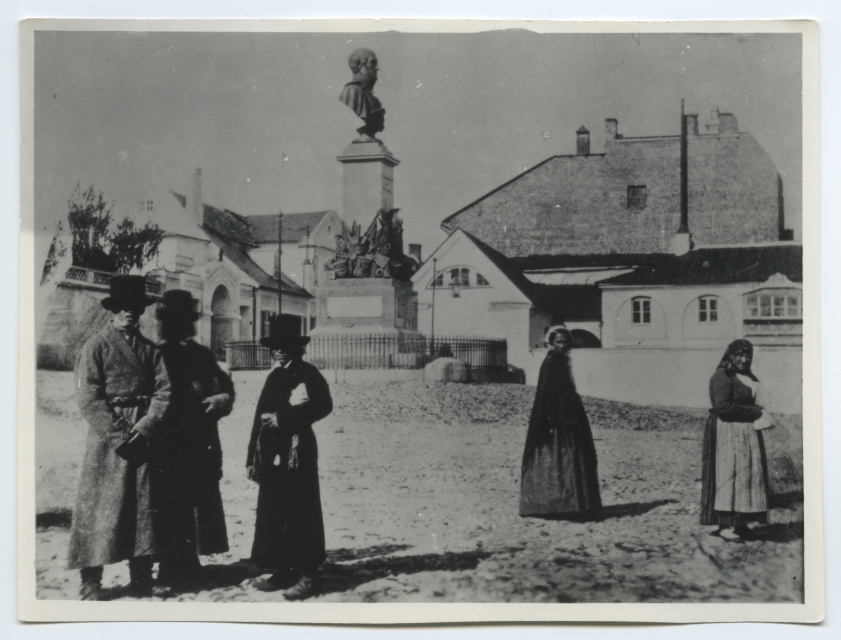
[34,369,804,603]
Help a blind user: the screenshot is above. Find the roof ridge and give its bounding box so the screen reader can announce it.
[440,154,606,231]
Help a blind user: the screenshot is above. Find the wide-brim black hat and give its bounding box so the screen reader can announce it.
[101,275,156,311]
[155,289,201,322]
[260,314,311,350]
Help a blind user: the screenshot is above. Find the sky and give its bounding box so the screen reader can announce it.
[33,30,803,265]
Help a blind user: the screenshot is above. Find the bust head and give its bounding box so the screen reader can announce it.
[348,48,378,91]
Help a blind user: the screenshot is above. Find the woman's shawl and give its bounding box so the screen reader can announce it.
[522,350,589,460]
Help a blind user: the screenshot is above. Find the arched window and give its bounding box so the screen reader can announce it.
[430,272,445,288]
[476,272,490,286]
[448,268,470,286]
[632,297,651,325]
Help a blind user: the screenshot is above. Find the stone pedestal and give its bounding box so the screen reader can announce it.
[310,277,419,336]
[337,138,400,232]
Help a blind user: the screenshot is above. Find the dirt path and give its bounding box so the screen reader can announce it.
[34,371,804,603]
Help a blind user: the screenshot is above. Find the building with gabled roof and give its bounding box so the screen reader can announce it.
[245,209,343,296]
[441,111,792,257]
[39,168,313,367]
[411,229,603,376]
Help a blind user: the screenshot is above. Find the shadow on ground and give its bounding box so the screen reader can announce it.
[327,543,412,563]
[529,500,678,523]
[36,508,73,530]
[144,545,492,599]
[319,549,493,596]
[746,521,804,543]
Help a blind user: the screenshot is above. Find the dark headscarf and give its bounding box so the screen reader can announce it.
[717,339,757,379]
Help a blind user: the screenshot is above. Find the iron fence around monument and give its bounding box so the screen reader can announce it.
[225,335,508,372]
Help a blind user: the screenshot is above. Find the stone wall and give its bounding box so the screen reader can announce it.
[446,130,783,257]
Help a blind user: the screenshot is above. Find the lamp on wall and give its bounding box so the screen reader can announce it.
[450,275,462,298]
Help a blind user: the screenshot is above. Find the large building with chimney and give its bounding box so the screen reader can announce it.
[415,109,800,383]
[441,110,792,256]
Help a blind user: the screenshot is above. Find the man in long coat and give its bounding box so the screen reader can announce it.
[155,289,234,588]
[246,315,333,599]
[68,276,171,600]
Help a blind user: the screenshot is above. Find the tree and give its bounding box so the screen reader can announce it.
[109,218,164,274]
[66,183,164,274]
[67,183,114,271]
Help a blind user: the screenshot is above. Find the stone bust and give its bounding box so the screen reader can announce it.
[339,48,385,139]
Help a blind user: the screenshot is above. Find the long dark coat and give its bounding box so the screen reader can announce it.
[246,360,333,571]
[68,325,171,569]
[520,350,601,517]
[700,367,769,526]
[158,339,234,557]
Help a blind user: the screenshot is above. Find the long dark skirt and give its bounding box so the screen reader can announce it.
[250,426,326,571]
[155,418,229,560]
[520,427,602,517]
[700,413,768,527]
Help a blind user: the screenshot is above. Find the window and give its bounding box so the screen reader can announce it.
[139,199,154,212]
[261,310,276,338]
[174,254,194,273]
[628,186,647,210]
[476,273,489,286]
[699,296,718,323]
[746,290,802,319]
[430,272,445,288]
[460,268,470,287]
[632,298,651,324]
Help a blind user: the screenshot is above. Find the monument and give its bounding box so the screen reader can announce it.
[310,48,420,339]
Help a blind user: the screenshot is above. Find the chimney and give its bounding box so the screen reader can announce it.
[706,108,720,134]
[686,113,699,135]
[670,100,693,256]
[191,168,203,226]
[605,118,618,140]
[719,112,738,134]
[576,126,590,156]
[408,243,422,264]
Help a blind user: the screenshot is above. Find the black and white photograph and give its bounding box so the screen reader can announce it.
[18,19,821,623]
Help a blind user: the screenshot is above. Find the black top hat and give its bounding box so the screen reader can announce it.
[155,289,200,322]
[260,314,310,350]
[101,275,156,312]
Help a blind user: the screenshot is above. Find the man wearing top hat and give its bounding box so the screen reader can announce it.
[155,289,234,588]
[246,315,333,599]
[68,275,172,600]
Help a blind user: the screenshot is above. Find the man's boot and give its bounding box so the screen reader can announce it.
[252,565,297,593]
[282,566,319,601]
[79,566,108,601]
[126,556,154,597]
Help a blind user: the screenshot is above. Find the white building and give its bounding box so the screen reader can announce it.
[38,169,312,368]
[598,243,803,350]
[411,229,602,374]
[245,210,343,297]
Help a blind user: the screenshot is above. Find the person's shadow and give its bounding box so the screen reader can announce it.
[529,499,678,522]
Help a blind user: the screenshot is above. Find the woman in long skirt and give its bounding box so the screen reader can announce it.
[700,339,773,542]
[520,326,601,518]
